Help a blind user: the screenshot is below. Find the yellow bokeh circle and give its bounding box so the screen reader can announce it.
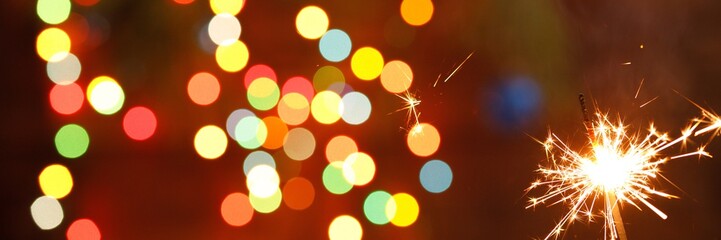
[311,91,343,124]
[215,40,249,72]
[387,193,419,227]
[351,47,384,81]
[38,164,73,199]
[194,125,228,160]
[36,28,71,62]
[295,6,329,40]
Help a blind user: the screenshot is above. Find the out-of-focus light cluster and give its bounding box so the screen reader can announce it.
[361,191,422,227]
[33,0,453,237]
[33,0,160,235]
[206,0,249,73]
[194,2,453,235]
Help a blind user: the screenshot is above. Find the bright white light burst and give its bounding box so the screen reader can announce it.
[527,105,721,240]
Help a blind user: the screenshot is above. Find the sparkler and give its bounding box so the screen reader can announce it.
[526,94,721,240]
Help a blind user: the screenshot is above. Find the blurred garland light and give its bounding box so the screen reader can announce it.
[31,0,453,236]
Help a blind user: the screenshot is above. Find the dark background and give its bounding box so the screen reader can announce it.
[3,0,721,239]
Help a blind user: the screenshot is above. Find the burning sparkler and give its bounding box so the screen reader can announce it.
[526,94,721,240]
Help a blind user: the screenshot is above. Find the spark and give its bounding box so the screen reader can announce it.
[634,79,644,99]
[434,52,474,87]
[394,90,422,129]
[638,96,659,109]
[526,97,721,240]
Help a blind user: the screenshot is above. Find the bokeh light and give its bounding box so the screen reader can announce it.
[388,193,419,227]
[47,53,81,85]
[323,161,352,195]
[194,125,228,160]
[49,83,84,115]
[485,76,543,129]
[30,196,64,230]
[364,191,394,225]
[87,76,124,115]
[328,215,363,240]
[313,66,345,94]
[37,0,71,25]
[295,6,329,40]
[283,128,315,161]
[234,116,267,149]
[122,106,157,141]
[55,124,89,159]
[246,164,280,198]
[282,177,315,210]
[208,13,241,46]
[281,76,314,102]
[420,160,453,193]
[38,164,73,199]
[341,91,371,125]
[311,91,343,124]
[220,192,253,227]
[249,189,282,214]
[247,77,280,111]
[342,152,376,186]
[187,72,221,106]
[406,123,441,157]
[261,116,287,149]
[325,135,358,163]
[380,60,413,93]
[36,28,71,62]
[400,0,434,26]
[226,108,255,140]
[210,0,245,15]
[244,64,277,89]
[319,29,352,62]
[243,151,276,176]
[66,219,101,240]
[215,40,249,72]
[277,93,310,126]
[351,47,384,81]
